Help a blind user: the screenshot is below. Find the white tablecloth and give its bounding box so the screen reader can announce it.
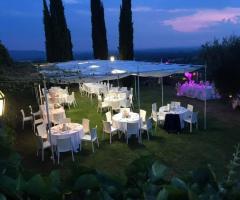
[40,104,66,124]
[83,83,107,95]
[159,106,188,128]
[112,112,140,132]
[50,123,84,152]
[104,96,127,108]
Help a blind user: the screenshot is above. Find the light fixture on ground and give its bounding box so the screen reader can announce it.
[110,56,115,62]
[0,90,5,117]
[0,90,5,129]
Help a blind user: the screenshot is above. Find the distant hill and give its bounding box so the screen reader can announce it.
[9,47,201,64]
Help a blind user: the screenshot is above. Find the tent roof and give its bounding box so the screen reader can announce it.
[41,60,203,82]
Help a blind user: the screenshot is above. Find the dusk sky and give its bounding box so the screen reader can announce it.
[1,0,240,52]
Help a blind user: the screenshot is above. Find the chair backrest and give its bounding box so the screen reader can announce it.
[105,112,112,123]
[129,94,133,104]
[120,108,130,114]
[171,101,181,107]
[127,122,139,136]
[60,118,71,124]
[90,127,98,140]
[37,123,47,138]
[111,101,120,110]
[152,111,158,121]
[20,109,25,118]
[191,112,198,123]
[103,121,111,133]
[82,118,90,133]
[187,104,194,112]
[140,109,147,122]
[56,137,72,152]
[98,95,102,102]
[146,118,153,130]
[29,105,33,114]
[152,103,157,113]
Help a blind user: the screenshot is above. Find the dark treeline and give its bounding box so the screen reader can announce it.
[119,0,134,60]
[43,0,73,62]
[90,0,108,60]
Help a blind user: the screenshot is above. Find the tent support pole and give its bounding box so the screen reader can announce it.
[161,77,164,106]
[204,65,207,130]
[134,76,137,99]
[43,77,55,164]
[138,74,140,113]
[107,79,109,91]
[117,75,120,88]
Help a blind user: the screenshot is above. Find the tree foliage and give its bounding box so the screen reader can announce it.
[0,41,13,67]
[90,0,108,60]
[43,0,73,62]
[201,36,240,97]
[119,0,134,60]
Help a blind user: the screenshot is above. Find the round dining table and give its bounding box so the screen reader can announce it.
[159,106,188,128]
[112,112,140,132]
[104,96,127,108]
[50,123,84,152]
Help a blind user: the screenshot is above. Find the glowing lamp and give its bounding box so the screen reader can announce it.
[89,65,100,69]
[0,90,5,117]
[110,56,115,62]
[111,69,126,74]
[229,94,232,98]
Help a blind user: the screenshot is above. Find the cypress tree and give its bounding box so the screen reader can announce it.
[43,0,73,62]
[49,0,73,62]
[91,0,108,60]
[43,0,55,62]
[119,0,134,60]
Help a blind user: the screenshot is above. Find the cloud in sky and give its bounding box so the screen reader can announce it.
[163,7,240,32]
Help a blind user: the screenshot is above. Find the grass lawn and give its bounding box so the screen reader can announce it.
[6,83,240,183]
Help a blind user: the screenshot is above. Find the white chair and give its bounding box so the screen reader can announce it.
[152,111,159,129]
[56,137,74,164]
[97,101,109,113]
[81,127,99,153]
[29,105,41,118]
[171,101,181,108]
[105,111,112,124]
[140,109,147,124]
[111,101,120,113]
[36,123,48,139]
[66,92,77,108]
[32,116,44,134]
[140,117,152,141]
[120,107,131,114]
[79,84,85,95]
[129,94,134,109]
[187,104,194,112]
[126,122,140,144]
[82,118,90,134]
[152,103,157,114]
[20,109,33,130]
[58,117,71,124]
[36,136,51,162]
[184,112,198,133]
[102,121,119,144]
